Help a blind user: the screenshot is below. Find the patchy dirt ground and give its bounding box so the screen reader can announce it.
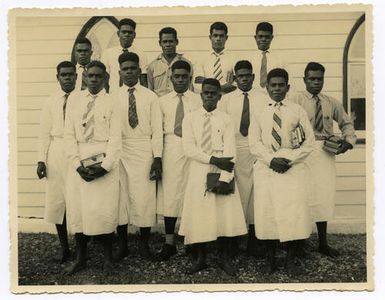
[18,232,367,285]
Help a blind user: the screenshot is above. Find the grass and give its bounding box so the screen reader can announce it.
[18,232,367,286]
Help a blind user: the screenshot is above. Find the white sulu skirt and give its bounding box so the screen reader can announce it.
[66,141,119,236]
[178,159,247,245]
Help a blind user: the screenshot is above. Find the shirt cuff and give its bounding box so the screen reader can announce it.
[345,136,356,147]
[152,149,163,158]
[101,159,113,172]
[72,159,82,171]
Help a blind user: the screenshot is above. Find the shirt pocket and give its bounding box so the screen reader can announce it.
[152,67,168,80]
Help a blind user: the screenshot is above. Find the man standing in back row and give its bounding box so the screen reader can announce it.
[194,22,236,94]
[251,22,286,91]
[73,37,93,91]
[101,18,148,93]
[147,27,194,97]
[291,62,356,257]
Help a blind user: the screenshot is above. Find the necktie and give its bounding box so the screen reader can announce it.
[239,92,250,136]
[313,95,324,133]
[63,93,69,121]
[271,102,282,152]
[213,52,223,82]
[174,93,184,137]
[260,51,268,88]
[82,94,97,142]
[201,112,213,154]
[79,65,87,90]
[128,88,139,128]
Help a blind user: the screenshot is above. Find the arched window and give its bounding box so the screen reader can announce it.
[71,16,120,63]
[343,14,365,141]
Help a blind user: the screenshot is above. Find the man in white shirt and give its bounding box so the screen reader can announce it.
[156,60,201,261]
[37,61,77,264]
[101,18,148,93]
[179,78,247,275]
[73,37,93,91]
[291,62,356,257]
[114,52,163,261]
[194,22,236,94]
[249,68,314,274]
[251,22,286,90]
[219,60,267,258]
[147,27,194,97]
[64,61,121,275]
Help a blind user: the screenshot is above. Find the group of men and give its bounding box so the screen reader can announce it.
[36,18,356,276]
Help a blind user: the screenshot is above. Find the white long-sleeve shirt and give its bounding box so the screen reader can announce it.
[38,90,70,162]
[114,83,163,158]
[64,90,121,171]
[182,107,236,183]
[248,98,315,166]
[219,87,268,148]
[159,90,201,136]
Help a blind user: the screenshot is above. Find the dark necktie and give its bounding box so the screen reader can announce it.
[128,88,139,128]
[260,51,268,88]
[63,93,69,121]
[313,95,324,133]
[174,93,184,137]
[239,92,250,136]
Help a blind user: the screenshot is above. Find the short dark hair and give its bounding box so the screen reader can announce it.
[171,60,191,73]
[118,52,140,65]
[86,60,106,73]
[159,27,178,40]
[304,62,325,77]
[202,78,221,91]
[74,37,92,48]
[118,18,136,30]
[210,22,228,35]
[56,61,76,74]
[267,68,289,84]
[256,22,273,34]
[234,60,253,73]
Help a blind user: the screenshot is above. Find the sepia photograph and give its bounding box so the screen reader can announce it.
[6,2,375,294]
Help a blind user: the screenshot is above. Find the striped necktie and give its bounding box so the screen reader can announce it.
[239,92,250,136]
[213,52,224,82]
[128,87,139,128]
[201,112,213,154]
[82,94,97,142]
[63,93,69,121]
[271,102,282,152]
[313,95,324,133]
[260,51,268,88]
[174,93,184,137]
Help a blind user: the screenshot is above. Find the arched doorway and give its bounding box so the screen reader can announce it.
[70,16,120,63]
[343,14,366,141]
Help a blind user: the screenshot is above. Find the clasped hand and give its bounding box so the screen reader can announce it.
[210,156,234,173]
[77,165,107,182]
[270,157,292,174]
[212,180,232,195]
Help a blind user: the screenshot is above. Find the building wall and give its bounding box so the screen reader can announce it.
[15,11,366,230]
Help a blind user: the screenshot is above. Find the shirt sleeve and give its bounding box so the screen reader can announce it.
[219,117,236,183]
[248,112,275,166]
[331,98,357,146]
[182,114,211,164]
[101,100,122,172]
[283,106,315,164]
[146,62,155,92]
[64,97,82,170]
[37,97,53,163]
[150,96,163,158]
